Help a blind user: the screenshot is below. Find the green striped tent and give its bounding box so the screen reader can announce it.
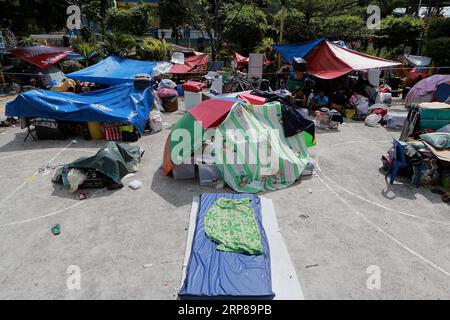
[163,100,314,193]
[215,101,311,193]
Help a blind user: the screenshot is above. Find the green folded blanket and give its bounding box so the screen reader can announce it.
[420,132,450,149]
[204,198,263,255]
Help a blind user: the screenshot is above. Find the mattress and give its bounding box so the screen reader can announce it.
[178,193,274,299]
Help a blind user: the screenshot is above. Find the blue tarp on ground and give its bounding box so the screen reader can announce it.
[272,38,324,62]
[67,56,159,86]
[178,193,274,299]
[6,83,153,133]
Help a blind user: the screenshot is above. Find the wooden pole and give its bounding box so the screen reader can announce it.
[278,0,286,69]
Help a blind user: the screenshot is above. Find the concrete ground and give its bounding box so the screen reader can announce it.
[0,98,449,300]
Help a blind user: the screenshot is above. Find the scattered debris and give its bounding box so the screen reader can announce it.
[299,214,310,220]
[122,173,135,180]
[51,224,61,236]
[129,180,143,190]
[79,192,89,200]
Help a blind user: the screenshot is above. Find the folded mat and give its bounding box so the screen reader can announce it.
[178,193,274,299]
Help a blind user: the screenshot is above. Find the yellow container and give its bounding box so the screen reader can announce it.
[344,108,356,119]
[87,122,104,140]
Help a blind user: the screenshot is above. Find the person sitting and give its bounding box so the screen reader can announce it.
[310,90,329,113]
[331,89,347,112]
[292,88,307,109]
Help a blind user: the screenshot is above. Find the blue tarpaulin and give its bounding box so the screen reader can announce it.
[272,38,324,62]
[178,193,274,299]
[68,56,159,86]
[6,83,153,133]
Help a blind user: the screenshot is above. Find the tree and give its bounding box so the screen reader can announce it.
[271,0,359,41]
[0,0,69,35]
[273,8,307,43]
[159,0,188,44]
[105,4,158,36]
[135,37,173,61]
[375,15,425,53]
[321,15,366,41]
[222,3,268,51]
[424,17,450,66]
[72,40,98,67]
[98,32,140,57]
[183,0,250,60]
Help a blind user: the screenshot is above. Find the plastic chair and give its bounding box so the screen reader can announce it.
[385,139,408,185]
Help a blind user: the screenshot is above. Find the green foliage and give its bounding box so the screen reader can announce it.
[376,15,425,49]
[222,4,268,51]
[98,32,140,57]
[105,4,158,36]
[97,32,173,61]
[18,36,40,47]
[273,8,307,43]
[321,15,367,41]
[424,37,450,66]
[426,17,450,39]
[135,36,173,61]
[72,40,98,66]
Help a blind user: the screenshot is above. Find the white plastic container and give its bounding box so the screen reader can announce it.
[173,163,196,180]
[198,163,222,186]
[184,91,202,110]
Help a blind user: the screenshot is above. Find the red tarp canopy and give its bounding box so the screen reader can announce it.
[8,46,73,69]
[234,52,272,67]
[188,98,238,129]
[170,53,208,74]
[305,41,401,79]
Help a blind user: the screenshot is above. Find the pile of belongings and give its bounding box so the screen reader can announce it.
[52,142,144,193]
[364,104,389,127]
[162,96,316,193]
[314,107,344,130]
[400,102,450,141]
[179,193,273,299]
[405,75,450,107]
[6,83,154,138]
[155,79,179,112]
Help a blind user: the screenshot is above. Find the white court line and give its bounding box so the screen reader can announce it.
[313,140,450,225]
[316,174,450,278]
[318,170,450,225]
[0,190,101,227]
[0,140,75,206]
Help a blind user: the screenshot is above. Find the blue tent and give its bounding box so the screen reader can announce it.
[6,83,153,133]
[68,56,159,86]
[272,38,324,62]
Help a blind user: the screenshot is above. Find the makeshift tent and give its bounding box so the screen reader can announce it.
[8,46,73,69]
[305,41,401,79]
[405,75,450,106]
[169,53,208,75]
[68,56,159,86]
[273,39,400,79]
[163,97,314,193]
[234,52,272,68]
[66,51,98,61]
[272,38,324,62]
[31,65,66,85]
[405,55,432,67]
[6,83,153,133]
